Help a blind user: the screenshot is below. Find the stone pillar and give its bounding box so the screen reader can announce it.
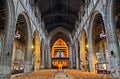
[41,42,45,69]
[88,38,96,73]
[106,28,120,77]
[24,39,33,74]
[69,43,73,68]
[0,23,15,78]
[0,32,14,78]
[45,45,48,68]
[72,44,76,68]
[48,44,51,69]
[0,0,15,78]
[105,0,120,78]
[75,41,79,69]
[0,35,4,75]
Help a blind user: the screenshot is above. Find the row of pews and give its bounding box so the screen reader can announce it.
[9,70,56,79]
[8,69,118,79]
[64,69,118,79]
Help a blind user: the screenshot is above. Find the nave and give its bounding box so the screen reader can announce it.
[1,0,120,79]
[8,69,117,79]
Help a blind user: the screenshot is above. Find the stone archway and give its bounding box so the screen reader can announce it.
[11,14,29,74]
[32,31,41,71]
[93,14,108,73]
[49,27,72,68]
[80,30,88,71]
[88,12,108,73]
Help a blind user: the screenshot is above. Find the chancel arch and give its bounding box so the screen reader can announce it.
[49,28,71,69]
[48,27,72,68]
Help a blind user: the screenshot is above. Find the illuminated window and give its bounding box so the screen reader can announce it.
[52,38,69,58]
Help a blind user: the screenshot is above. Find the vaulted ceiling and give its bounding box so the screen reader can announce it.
[34,0,85,33]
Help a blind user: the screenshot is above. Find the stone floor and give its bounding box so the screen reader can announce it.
[8,69,118,79]
[53,70,69,79]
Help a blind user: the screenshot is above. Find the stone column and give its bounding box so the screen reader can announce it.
[1,22,15,78]
[106,28,120,77]
[41,42,45,69]
[0,0,15,78]
[72,44,76,68]
[87,38,96,73]
[0,32,14,78]
[105,0,120,78]
[69,43,73,68]
[45,45,48,68]
[48,44,51,69]
[24,38,33,74]
[0,35,4,72]
[75,41,79,69]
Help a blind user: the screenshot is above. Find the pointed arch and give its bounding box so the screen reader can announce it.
[11,12,32,74]
[88,11,108,73]
[32,30,41,71]
[79,29,88,71]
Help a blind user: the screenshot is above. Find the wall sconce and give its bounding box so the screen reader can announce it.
[111,51,114,56]
[31,45,34,49]
[111,50,116,58]
[14,30,21,39]
[7,51,10,56]
[100,30,106,38]
[85,44,89,51]
[86,44,89,48]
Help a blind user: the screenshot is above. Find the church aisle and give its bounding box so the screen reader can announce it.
[53,70,69,79]
[8,69,118,79]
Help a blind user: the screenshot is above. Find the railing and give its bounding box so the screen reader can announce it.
[52,58,69,69]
